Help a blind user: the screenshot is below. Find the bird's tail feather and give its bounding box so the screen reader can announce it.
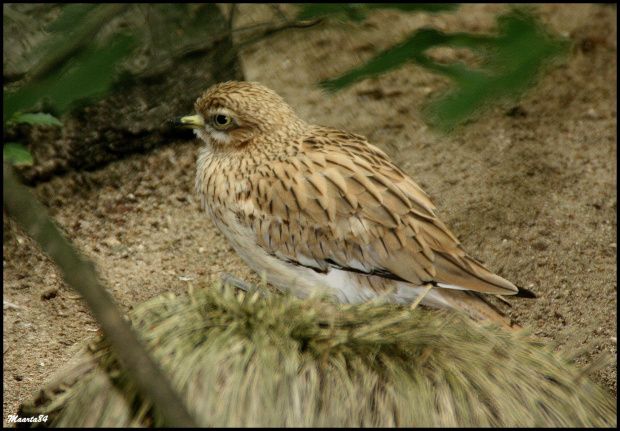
[424,287,523,331]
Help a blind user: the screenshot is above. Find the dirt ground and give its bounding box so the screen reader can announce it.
[3,4,616,423]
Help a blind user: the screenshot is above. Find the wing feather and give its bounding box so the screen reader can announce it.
[245,128,518,295]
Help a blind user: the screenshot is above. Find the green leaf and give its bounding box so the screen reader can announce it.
[9,112,63,127]
[320,28,455,92]
[318,8,569,130]
[424,10,569,130]
[3,143,34,166]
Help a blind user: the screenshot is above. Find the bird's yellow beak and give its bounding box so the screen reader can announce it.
[171,115,204,129]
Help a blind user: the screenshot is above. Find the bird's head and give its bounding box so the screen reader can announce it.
[174,81,306,150]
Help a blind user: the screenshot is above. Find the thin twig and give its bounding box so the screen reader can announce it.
[231,18,322,55]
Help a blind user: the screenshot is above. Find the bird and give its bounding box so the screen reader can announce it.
[175,81,535,330]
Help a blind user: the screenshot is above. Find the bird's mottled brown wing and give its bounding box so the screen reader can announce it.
[241,128,518,295]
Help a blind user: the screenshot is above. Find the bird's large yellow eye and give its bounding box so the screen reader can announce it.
[212,114,233,129]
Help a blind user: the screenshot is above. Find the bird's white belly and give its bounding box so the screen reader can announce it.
[209,210,315,297]
[208,208,453,308]
[207,208,374,301]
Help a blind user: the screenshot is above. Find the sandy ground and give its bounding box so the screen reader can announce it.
[3,4,616,423]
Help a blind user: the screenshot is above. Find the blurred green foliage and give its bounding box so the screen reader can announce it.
[299,5,569,130]
[6,112,64,128]
[4,33,134,123]
[3,4,226,125]
[3,113,63,165]
[3,4,135,124]
[3,4,135,164]
[3,3,224,166]
[3,143,35,166]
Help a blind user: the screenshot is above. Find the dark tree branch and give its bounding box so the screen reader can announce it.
[3,161,197,427]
